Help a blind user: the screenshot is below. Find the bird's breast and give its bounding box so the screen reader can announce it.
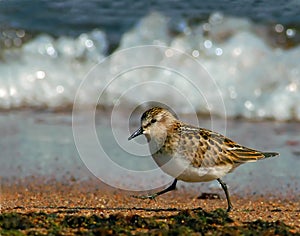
[152,150,232,182]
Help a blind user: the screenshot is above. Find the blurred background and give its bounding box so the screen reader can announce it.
[0,0,299,196]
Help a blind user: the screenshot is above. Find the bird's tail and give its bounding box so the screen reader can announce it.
[263,152,279,158]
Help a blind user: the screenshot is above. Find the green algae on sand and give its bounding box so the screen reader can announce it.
[0,208,296,235]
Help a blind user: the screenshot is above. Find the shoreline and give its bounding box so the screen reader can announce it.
[1,111,299,234]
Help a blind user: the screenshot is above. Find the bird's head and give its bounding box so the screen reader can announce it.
[128,107,177,142]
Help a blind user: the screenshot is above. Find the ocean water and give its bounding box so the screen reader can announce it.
[0,1,300,120]
[0,1,299,196]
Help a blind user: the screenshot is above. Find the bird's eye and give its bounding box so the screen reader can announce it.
[151,118,157,124]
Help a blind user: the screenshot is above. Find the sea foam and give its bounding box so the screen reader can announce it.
[0,12,299,120]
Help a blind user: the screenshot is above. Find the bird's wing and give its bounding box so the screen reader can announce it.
[222,138,265,162]
[178,126,266,168]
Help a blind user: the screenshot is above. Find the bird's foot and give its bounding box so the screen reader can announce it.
[226,204,233,212]
[131,193,158,200]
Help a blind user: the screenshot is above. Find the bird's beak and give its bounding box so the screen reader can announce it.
[128,127,143,140]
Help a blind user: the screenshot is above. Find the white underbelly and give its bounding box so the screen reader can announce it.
[153,153,232,182]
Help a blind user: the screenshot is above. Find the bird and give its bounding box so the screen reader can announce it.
[128,107,279,212]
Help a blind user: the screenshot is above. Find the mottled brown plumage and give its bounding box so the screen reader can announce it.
[128,107,279,212]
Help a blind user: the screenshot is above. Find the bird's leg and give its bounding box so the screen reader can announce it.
[132,179,177,200]
[217,178,233,212]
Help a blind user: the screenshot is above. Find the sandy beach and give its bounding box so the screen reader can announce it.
[1,178,299,235]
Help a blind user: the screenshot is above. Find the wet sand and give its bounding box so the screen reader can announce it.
[1,111,299,194]
[1,178,299,235]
